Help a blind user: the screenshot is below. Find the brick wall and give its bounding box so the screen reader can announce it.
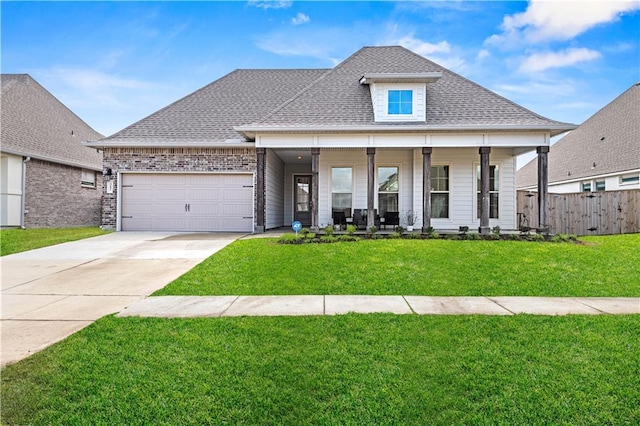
[24,159,102,228]
[102,147,257,230]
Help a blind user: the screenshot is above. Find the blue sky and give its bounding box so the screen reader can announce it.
[2,1,639,166]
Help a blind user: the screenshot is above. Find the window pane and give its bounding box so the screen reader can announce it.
[430,166,449,191]
[431,193,449,219]
[388,90,400,103]
[331,167,352,193]
[378,193,398,216]
[378,167,399,192]
[595,181,606,191]
[582,182,591,192]
[332,193,352,212]
[401,90,412,103]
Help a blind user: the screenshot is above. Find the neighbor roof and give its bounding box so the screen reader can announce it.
[517,82,640,189]
[1,74,103,170]
[92,46,575,147]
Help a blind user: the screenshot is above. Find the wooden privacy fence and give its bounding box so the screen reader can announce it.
[517,189,640,236]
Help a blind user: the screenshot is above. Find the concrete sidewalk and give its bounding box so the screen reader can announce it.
[118,295,640,318]
[1,232,244,367]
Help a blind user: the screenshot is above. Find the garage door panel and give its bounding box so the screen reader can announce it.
[121,173,253,232]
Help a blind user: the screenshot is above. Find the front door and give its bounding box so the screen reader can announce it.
[294,175,312,226]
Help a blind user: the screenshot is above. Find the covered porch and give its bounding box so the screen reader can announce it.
[254,144,550,234]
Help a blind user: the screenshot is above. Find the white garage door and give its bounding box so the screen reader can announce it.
[121,173,254,232]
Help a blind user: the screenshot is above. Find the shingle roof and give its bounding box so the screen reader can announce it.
[95,46,574,147]
[517,82,640,188]
[1,74,103,170]
[247,46,573,131]
[100,69,329,145]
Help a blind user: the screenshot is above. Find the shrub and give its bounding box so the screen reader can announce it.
[320,235,336,243]
[550,233,578,243]
[305,232,316,239]
[492,225,501,235]
[346,224,356,235]
[468,233,482,240]
[279,234,304,244]
[324,225,334,236]
[394,225,405,234]
[529,233,545,242]
[301,227,310,236]
[485,233,500,240]
[337,234,358,242]
[368,225,378,234]
[389,232,402,239]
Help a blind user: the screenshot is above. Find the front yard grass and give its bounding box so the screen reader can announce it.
[2,314,638,425]
[156,233,640,297]
[0,227,109,256]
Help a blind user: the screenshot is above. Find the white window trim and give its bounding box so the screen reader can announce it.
[430,164,450,220]
[329,164,355,214]
[81,169,96,188]
[620,173,640,186]
[379,84,425,122]
[376,164,401,214]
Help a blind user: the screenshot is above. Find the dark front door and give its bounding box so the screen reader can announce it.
[294,175,312,226]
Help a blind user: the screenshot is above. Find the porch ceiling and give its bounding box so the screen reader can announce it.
[274,149,312,164]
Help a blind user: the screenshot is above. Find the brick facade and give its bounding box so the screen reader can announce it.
[102,147,257,230]
[24,159,102,228]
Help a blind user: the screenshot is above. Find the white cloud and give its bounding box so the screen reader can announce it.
[518,47,602,72]
[395,35,451,56]
[291,12,310,26]
[247,1,292,10]
[488,0,640,45]
[476,49,491,61]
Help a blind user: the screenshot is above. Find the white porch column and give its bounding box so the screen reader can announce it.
[422,147,432,232]
[311,148,320,231]
[255,148,266,233]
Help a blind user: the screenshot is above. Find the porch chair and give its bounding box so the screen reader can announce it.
[383,211,399,230]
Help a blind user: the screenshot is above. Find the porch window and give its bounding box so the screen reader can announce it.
[331,167,352,213]
[476,165,499,219]
[378,166,399,216]
[430,165,449,219]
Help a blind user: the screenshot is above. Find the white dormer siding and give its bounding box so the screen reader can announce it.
[370,83,426,122]
[360,73,441,123]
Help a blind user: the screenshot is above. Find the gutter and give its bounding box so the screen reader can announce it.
[233,123,578,139]
[20,156,31,229]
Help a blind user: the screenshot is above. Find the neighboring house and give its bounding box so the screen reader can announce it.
[87,46,574,233]
[1,74,103,228]
[518,82,640,193]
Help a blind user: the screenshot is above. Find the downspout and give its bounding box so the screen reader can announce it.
[20,156,31,229]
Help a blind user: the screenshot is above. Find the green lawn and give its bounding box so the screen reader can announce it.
[2,314,638,425]
[0,227,109,256]
[156,234,640,297]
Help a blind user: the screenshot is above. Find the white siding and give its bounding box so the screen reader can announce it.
[266,149,284,229]
[412,148,517,231]
[319,149,413,228]
[548,171,640,193]
[0,153,24,227]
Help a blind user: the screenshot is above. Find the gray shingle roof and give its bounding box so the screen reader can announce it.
[517,82,640,188]
[1,74,103,170]
[100,69,329,145]
[95,46,574,147]
[243,46,574,132]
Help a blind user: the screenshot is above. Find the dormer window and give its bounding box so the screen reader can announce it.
[388,90,413,115]
[360,72,441,123]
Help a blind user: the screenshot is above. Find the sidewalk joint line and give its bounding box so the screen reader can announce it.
[486,297,516,315]
[572,298,607,314]
[219,295,240,317]
[402,296,416,314]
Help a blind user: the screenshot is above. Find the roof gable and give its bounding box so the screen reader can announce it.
[517,82,640,188]
[1,74,103,170]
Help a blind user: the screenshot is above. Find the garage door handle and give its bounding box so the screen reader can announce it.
[185,203,191,212]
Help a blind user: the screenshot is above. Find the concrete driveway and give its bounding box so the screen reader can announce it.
[1,232,244,367]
